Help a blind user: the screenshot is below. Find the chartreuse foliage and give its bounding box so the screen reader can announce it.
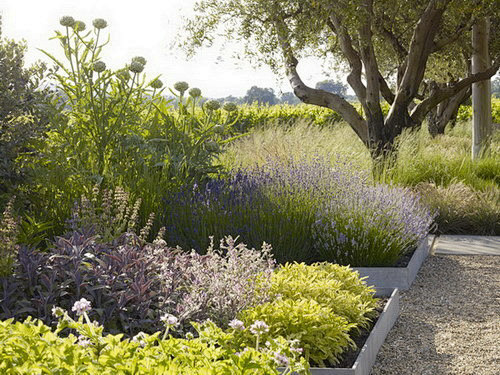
[0,317,308,374]
[270,263,378,329]
[236,299,354,367]
[230,262,378,367]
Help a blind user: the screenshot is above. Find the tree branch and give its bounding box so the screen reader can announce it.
[394,0,450,106]
[411,61,499,123]
[432,15,476,52]
[274,18,369,143]
[326,15,367,104]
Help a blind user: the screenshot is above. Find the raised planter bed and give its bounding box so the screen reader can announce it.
[281,288,400,375]
[353,235,436,296]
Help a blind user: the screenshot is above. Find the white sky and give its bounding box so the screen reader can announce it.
[0,0,331,98]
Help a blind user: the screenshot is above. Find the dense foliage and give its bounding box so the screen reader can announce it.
[222,119,500,236]
[0,20,51,201]
[0,316,308,374]
[0,229,273,336]
[0,209,378,370]
[161,157,433,266]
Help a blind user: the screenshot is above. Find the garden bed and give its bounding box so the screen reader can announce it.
[280,289,400,375]
[353,236,436,296]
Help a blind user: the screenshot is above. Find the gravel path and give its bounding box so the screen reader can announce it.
[371,255,500,375]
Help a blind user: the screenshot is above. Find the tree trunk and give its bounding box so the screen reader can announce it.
[428,84,471,136]
[472,17,492,159]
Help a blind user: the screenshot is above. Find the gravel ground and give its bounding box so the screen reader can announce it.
[371,255,500,375]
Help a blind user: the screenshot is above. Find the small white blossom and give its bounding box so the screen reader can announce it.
[72,298,91,316]
[51,306,65,318]
[228,319,245,330]
[132,331,147,347]
[160,313,179,326]
[249,320,269,335]
[77,336,92,347]
[274,352,290,367]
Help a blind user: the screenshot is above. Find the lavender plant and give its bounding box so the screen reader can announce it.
[161,157,434,266]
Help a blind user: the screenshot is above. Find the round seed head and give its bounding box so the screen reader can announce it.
[72,20,86,32]
[205,140,220,152]
[60,16,75,28]
[204,100,221,111]
[116,68,131,81]
[92,18,108,29]
[129,61,144,73]
[150,79,163,89]
[189,87,202,98]
[132,56,147,66]
[223,102,237,112]
[93,61,106,73]
[213,124,225,134]
[174,81,189,94]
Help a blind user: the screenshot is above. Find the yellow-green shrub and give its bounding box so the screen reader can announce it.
[236,298,355,367]
[270,263,378,329]
[0,318,308,374]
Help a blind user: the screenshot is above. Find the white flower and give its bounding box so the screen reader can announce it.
[77,336,92,347]
[228,319,245,330]
[132,331,147,347]
[274,352,290,367]
[153,238,167,247]
[249,320,269,335]
[160,313,179,326]
[72,298,91,316]
[51,306,65,318]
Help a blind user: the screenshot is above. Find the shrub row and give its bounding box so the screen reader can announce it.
[161,157,434,266]
[0,224,378,370]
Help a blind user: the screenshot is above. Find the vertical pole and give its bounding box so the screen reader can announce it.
[471,17,492,160]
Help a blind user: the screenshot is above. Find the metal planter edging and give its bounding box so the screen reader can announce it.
[353,235,435,296]
[282,288,400,375]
